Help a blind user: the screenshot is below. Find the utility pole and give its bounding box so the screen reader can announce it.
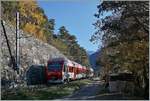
[16,12,20,73]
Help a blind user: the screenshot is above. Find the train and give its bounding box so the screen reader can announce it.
[45,58,94,83]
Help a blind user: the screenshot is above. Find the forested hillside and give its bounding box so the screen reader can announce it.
[91,1,149,98]
[1,1,90,67]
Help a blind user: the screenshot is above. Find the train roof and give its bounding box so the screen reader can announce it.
[48,57,66,62]
[48,58,87,69]
[65,59,74,67]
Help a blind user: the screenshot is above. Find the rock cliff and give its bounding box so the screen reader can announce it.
[0,21,66,86]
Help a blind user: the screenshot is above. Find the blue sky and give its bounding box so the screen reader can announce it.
[37,0,100,52]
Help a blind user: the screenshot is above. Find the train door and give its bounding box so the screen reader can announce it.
[74,67,77,80]
[63,64,69,83]
[73,67,76,80]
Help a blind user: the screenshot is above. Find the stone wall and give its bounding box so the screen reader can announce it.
[0,21,66,86]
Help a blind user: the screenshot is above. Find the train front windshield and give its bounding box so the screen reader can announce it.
[48,62,62,71]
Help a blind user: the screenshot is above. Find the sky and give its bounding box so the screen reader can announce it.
[37,0,100,52]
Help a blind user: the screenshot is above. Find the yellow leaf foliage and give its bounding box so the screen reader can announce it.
[23,23,46,41]
[18,1,47,41]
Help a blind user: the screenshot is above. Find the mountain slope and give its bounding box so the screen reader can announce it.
[1,1,90,67]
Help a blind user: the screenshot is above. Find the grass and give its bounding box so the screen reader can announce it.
[1,79,92,100]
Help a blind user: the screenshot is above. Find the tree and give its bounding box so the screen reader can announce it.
[58,26,70,40]
[46,19,55,33]
[57,26,90,67]
[44,19,55,43]
[91,1,149,98]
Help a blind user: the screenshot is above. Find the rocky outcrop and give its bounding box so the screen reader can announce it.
[0,21,66,86]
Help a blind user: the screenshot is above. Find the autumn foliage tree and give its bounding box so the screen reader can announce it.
[91,1,149,98]
[1,1,48,41]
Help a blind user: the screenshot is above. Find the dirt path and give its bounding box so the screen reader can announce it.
[63,80,101,100]
[62,80,144,100]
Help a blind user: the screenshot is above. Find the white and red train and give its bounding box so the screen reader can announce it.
[45,58,94,83]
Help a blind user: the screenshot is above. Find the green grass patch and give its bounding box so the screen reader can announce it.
[2,79,92,100]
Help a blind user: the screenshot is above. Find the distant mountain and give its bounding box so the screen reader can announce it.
[87,51,95,55]
[87,50,100,70]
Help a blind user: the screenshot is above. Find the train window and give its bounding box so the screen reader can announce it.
[74,68,76,73]
[69,67,73,72]
[76,68,79,74]
[48,62,62,71]
[69,67,71,72]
